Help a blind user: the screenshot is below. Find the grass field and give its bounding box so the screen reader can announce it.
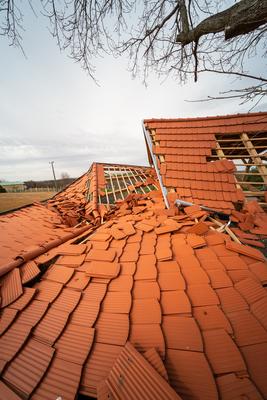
[0,192,56,213]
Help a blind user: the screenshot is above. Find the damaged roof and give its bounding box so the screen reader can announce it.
[0,112,267,400]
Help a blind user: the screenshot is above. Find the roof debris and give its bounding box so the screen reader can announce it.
[0,112,267,400]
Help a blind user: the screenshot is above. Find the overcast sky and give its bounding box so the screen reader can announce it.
[0,3,266,182]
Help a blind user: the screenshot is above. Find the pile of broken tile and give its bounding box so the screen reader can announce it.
[0,190,267,400]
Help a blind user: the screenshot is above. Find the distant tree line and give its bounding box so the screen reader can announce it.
[24,177,75,190]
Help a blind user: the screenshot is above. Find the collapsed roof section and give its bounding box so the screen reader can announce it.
[144,112,267,213]
[48,163,158,226]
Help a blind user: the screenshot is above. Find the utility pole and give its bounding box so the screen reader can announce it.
[49,161,58,191]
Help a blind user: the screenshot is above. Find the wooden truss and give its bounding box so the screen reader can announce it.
[209,131,267,207]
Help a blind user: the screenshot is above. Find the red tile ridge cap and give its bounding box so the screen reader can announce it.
[144,111,267,124]
[0,225,91,278]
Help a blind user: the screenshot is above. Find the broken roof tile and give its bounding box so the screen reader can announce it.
[3,338,54,398]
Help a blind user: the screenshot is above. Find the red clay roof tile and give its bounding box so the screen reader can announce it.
[131,298,161,324]
[251,297,267,331]
[82,261,120,279]
[161,290,191,315]
[206,269,233,289]
[0,381,21,400]
[34,280,63,303]
[143,347,169,381]
[203,329,247,375]
[33,307,69,345]
[187,284,220,307]
[227,309,267,347]
[165,349,219,400]
[241,343,267,398]
[3,338,54,398]
[9,287,36,311]
[158,272,186,291]
[216,373,263,400]
[225,241,265,262]
[20,261,40,284]
[163,315,203,351]
[51,287,81,313]
[0,321,31,367]
[132,281,160,299]
[129,323,165,357]
[86,248,117,262]
[31,357,82,400]
[66,271,90,290]
[0,308,18,336]
[81,343,123,398]
[43,264,74,284]
[193,305,233,334]
[216,287,249,313]
[17,299,49,327]
[95,312,129,346]
[70,298,100,327]
[0,269,23,308]
[104,342,181,400]
[235,278,267,305]
[55,323,95,365]
[102,291,131,314]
